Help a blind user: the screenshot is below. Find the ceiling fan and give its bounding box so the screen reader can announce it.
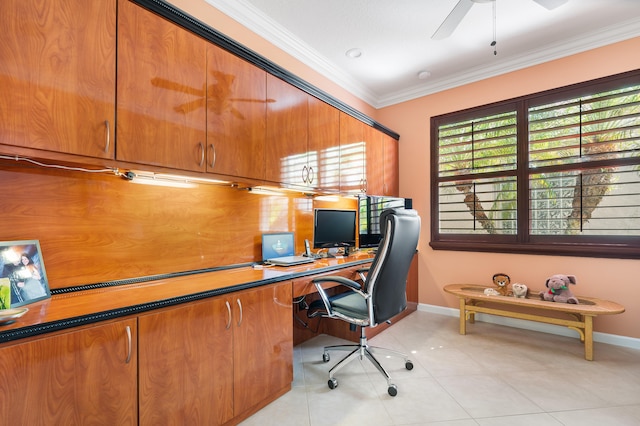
[431,0,569,40]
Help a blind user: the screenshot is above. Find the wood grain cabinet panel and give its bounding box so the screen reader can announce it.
[206,43,267,180]
[0,0,116,158]
[339,112,367,194]
[265,75,309,187]
[382,134,399,196]
[0,319,137,425]
[308,96,341,193]
[232,282,293,416]
[116,0,207,171]
[364,125,384,195]
[139,282,292,425]
[139,297,234,426]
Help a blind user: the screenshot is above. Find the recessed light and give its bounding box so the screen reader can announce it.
[418,71,431,79]
[345,48,362,59]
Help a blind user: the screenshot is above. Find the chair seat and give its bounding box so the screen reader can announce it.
[330,292,368,321]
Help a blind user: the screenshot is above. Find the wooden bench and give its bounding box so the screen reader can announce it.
[444,284,625,360]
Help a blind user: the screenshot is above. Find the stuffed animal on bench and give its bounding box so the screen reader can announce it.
[492,273,511,296]
[540,274,579,304]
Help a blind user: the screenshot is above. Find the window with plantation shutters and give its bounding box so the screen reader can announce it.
[431,69,640,258]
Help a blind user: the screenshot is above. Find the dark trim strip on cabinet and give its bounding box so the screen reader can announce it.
[131,0,400,140]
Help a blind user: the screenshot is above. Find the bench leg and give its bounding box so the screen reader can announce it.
[584,316,594,361]
[458,298,467,335]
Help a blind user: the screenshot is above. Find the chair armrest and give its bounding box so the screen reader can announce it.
[312,275,361,290]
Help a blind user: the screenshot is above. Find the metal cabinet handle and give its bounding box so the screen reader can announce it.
[104,120,110,154]
[125,325,132,364]
[208,143,216,169]
[198,142,205,167]
[308,166,314,185]
[236,298,243,327]
[225,300,232,329]
[302,165,308,183]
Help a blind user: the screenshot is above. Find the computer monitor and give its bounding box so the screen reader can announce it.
[312,209,357,255]
[358,195,406,248]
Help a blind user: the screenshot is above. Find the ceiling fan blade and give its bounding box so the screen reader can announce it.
[532,0,568,10]
[431,0,474,40]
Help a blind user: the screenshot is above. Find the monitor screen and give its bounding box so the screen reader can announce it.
[312,209,357,250]
[358,195,406,248]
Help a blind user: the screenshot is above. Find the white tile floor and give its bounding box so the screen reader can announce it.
[240,310,640,426]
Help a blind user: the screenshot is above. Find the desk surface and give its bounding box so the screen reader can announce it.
[0,253,374,344]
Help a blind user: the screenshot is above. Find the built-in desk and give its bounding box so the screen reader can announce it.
[0,253,376,426]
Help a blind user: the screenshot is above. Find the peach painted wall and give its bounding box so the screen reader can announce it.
[168,1,639,339]
[377,37,640,339]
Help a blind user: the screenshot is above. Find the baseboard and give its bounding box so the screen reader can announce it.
[417,303,640,351]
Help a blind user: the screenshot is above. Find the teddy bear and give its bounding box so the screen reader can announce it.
[492,273,510,296]
[539,274,579,304]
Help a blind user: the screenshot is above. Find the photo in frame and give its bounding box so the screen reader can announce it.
[0,240,51,308]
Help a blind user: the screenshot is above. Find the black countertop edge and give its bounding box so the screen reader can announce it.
[0,258,373,344]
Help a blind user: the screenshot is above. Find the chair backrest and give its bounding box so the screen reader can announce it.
[365,208,421,325]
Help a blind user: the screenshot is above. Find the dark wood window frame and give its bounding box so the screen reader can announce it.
[430,69,640,259]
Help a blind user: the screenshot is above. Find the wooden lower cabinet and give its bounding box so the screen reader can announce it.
[139,282,293,425]
[0,318,137,425]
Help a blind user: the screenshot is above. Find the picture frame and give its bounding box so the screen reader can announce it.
[0,240,51,309]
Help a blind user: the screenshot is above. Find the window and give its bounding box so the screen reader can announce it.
[431,70,640,258]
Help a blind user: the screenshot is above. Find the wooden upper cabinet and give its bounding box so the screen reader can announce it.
[0,0,116,158]
[116,0,207,172]
[308,96,341,193]
[383,134,400,196]
[265,75,309,187]
[0,319,137,425]
[365,125,384,195]
[206,44,266,180]
[339,112,367,194]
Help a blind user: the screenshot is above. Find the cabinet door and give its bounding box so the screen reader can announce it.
[308,96,340,192]
[207,43,266,180]
[382,134,399,196]
[0,0,116,158]
[233,282,293,416]
[365,125,384,195]
[265,75,309,187]
[0,319,137,425]
[139,297,234,426]
[339,112,367,194]
[117,0,207,171]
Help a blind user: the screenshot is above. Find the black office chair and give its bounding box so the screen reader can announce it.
[307,208,420,396]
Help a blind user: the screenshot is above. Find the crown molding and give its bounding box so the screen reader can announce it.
[378,17,640,108]
[204,0,379,106]
[205,0,640,109]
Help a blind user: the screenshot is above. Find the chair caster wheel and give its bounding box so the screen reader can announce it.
[322,353,330,363]
[388,384,398,397]
[328,378,338,389]
[405,360,414,370]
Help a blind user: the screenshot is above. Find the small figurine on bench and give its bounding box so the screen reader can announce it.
[540,274,579,304]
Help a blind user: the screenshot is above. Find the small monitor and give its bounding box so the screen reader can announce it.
[313,209,357,255]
